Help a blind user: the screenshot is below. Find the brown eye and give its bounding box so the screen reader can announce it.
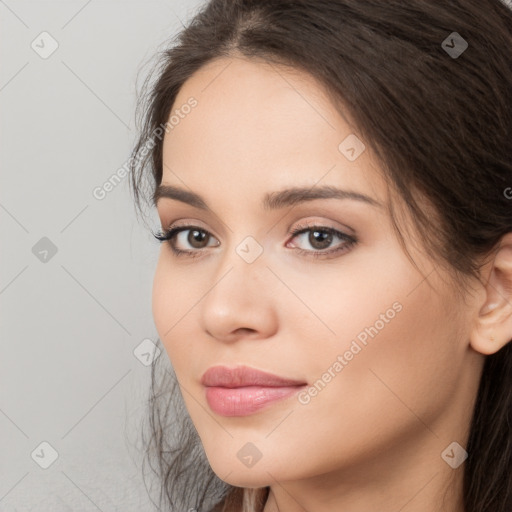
[153,225,220,256]
[306,229,333,250]
[288,224,357,259]
[153,223,356,260]
[187,228,210,248]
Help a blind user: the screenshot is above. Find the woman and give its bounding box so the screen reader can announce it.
[128,1,512,511]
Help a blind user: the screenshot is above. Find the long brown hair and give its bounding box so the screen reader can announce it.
[129,1,512,511]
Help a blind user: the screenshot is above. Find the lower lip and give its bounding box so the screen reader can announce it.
[205,385,306,416]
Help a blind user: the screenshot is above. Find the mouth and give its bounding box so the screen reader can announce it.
[201,365,307,417]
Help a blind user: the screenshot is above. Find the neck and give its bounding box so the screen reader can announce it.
[262,429,466,512]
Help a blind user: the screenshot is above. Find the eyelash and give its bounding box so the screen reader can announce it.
[152,222,357,260]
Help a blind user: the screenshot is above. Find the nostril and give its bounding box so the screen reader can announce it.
[234,327,257,336]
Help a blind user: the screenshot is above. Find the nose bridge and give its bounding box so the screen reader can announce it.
[214,206,270,276]
[209,232,268,303]
[198,232,277,340]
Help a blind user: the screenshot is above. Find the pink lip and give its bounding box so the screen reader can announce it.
[201,365,307,417]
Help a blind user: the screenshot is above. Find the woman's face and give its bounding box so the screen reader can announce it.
[152,56,483,489]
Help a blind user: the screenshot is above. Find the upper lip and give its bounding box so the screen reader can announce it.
[201,365,307,388]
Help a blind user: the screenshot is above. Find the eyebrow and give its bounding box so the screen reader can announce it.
[153,184,383,210]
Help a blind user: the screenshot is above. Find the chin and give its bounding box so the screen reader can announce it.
[206,454,277,487]
[217,471,272,489]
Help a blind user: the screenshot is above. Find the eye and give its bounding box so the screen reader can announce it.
[286,223,357,259]
[152,222,358,260]
[153,225,219,257]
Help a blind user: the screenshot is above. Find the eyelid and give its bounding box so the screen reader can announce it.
[287,217,355,235]
[157,218,358,259]
[162,216,355,237]
[158,210,226,236]
[163,218,217,236]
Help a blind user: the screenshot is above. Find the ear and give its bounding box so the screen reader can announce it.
[470,232,512,355]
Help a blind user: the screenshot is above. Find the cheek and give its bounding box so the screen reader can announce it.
[151,255,182,360]
[151,254,208,371]
[300,267,463,441]
[289,243,463,424]
[276,238,412,364]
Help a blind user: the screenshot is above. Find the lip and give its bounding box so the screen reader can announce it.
[201,365,306,387]
[201,365,307,417]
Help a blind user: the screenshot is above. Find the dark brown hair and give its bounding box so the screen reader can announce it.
[129,1,512,511]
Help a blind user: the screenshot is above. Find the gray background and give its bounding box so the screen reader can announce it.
[4,1,512,512]
[1,1,204,510]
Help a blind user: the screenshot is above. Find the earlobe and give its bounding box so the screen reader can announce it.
[469,233,512,356]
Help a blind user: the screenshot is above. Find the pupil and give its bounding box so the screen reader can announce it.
[185,229,334,250]
[190,229,207,248]
[311,230,332,249]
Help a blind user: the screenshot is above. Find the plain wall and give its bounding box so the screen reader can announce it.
[0,1,204,510]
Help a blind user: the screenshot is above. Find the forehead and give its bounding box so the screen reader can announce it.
[162,56,386,205]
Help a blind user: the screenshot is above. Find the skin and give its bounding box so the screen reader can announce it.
[152,55,512,512]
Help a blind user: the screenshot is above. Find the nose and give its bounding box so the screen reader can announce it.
[198,248,278,344]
